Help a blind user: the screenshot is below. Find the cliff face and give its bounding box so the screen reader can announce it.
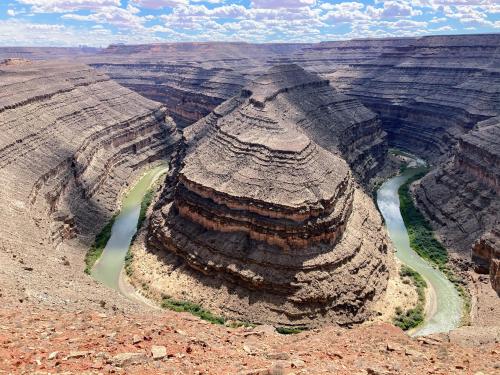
[472,229,500,296]
[92,43,307,128]
[92,63,245,128]
[144,65,389,327]
[297,34,500,160]
[415,117,499,255]
[0,60,179,307]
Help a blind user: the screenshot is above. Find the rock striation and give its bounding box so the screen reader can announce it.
[415,117,499,255]
[472,229,500,296]
[91,43,307,128]
[145,65,389,327]
[297,34,500,160]
[0,60,179,307]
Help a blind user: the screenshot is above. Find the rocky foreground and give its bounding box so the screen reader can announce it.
[1,306,499,375]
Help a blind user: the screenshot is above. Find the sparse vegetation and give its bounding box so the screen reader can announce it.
[126,183,159,277]
[398,170,448,267]
[161,296,226,325]
[394,265,426,330]
[398,167,471,323]
[137,188,155,230]
[276,326,306,335]
[84,214,117,274]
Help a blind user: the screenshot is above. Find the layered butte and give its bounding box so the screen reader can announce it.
[143,65,389,327]
[0,60,179,307]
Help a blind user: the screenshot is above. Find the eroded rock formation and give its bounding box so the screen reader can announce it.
[415,117,499,255]
[472,229,500,296]
[145,65,389,327]
[0,60,179,307]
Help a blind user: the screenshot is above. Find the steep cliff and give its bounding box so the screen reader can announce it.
[298,34,500,160]
[472,229,500,296]
[0,60,179,308]
[92,43,307,127]
[415,117,499,255]
[135,65,390,328]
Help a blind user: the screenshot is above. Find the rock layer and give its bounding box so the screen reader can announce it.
[415,117,499,255]
[146,65,389,327]
[0,60,179,307]
[472,229,500,296]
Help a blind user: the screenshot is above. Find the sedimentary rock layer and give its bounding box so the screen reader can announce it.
[297,34,500,160]
[415,117,499,255]
[0,60,179,307]
[91,43,307,127]
[472,229,500,296]
[146,65,389,327]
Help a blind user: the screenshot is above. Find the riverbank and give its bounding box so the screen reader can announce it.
[377,155,463,336]
[90,165,167,290]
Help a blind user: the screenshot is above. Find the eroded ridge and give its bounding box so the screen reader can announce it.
[142,65,390,327]
[0,60,179,308]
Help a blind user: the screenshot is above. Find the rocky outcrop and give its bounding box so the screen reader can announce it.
[415,117,499,256]
[472,229,500,295]
[0,60,179,307]
[144,65,389,327]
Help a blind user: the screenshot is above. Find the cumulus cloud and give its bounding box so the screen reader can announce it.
[129,0,188,9]
[3,0,500,45]
[367,1,422,19]
[63,6,146,28]
[251,0,316,9]
[17,0,121,13]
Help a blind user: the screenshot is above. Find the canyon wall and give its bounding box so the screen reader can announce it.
[296,34,500,160]
[92,42,307,127]
[415,117,499,253]
[141,65,390,327]
[0,60,179,308]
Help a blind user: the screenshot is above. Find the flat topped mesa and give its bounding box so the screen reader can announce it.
[144,64,389,327]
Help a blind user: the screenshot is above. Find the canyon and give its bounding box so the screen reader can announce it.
[0,34,499,373]
[83,34,500,296]
[0,59,179,310]
[135,64,390,328]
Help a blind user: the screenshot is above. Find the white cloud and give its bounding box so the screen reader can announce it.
[62,6,146,28]
[17,0,121,13]
[251,0,316,9]
[7,9,16,16]
[129,0,188,9]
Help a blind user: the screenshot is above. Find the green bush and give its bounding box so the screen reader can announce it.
[84,215,117,274]
[276,327,306,335]
[137,188,155,231]
[161,296,226,325]
[393,265,426,330]
[398,169,472,325]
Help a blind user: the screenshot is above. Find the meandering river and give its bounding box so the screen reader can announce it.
[376,157,462,336]
[91,165,167,290]
[91,158,462,336]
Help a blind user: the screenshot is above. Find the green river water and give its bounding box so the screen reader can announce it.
[91,158,462,336]
[91,165,167,290]
[376,157,462,336]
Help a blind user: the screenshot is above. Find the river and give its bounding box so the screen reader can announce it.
[91,165,167,290]
[376,156,462,336]
[91,158,462,336]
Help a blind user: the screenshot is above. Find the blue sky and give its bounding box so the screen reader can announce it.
[0,1,498,46]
